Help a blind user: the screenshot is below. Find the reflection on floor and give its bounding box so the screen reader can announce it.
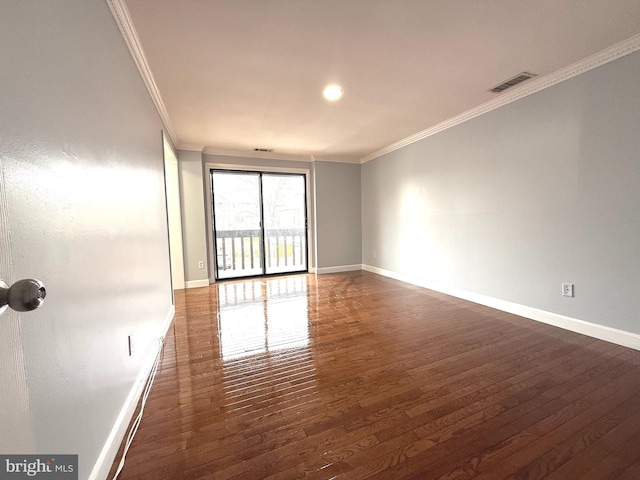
[112,271,640,480]
[217,276,310,360]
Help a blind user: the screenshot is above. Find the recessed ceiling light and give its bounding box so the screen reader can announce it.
[323,84,343,101]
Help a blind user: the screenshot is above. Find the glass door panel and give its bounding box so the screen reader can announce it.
[211,171,263,279]
[262,174,307,275]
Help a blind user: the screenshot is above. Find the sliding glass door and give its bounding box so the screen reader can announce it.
[211,171,263,279]
[262,174,307,275]
[211,170,307,280]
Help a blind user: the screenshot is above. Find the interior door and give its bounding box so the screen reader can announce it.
[0,160,35,452]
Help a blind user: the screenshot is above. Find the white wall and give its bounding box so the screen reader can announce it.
[362,51,640,337]
[164,136,186,290]
[0,1,173,477]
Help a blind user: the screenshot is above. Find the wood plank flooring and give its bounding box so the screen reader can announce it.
[111,271,640,479]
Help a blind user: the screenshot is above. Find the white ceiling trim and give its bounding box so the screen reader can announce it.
[176,144,205,152]
[202,147,314,163]
[311,156,363,165]
[106,0,179,147]
[360,33,640,164]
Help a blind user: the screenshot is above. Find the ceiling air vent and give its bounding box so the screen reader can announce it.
[254,148,273,152]
[490,72,537,93]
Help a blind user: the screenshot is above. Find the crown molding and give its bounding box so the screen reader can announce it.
[201,148,363,164]
[201,147,314,163]
[361,33,640,164]
[176,144,204,152]
[106,0,179,146]
[316,158,362,164]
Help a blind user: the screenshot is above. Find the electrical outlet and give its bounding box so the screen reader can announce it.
[562,283,574,297]
[128,333,135,356]
[198,260,204,269]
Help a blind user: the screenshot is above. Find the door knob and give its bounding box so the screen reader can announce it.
[0,279,47,314]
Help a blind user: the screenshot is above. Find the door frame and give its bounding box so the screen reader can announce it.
[204,162,314,284]
[162,133,185,291]
[210,169,266,280]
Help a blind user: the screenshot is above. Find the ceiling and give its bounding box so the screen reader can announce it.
[124,0,640,163]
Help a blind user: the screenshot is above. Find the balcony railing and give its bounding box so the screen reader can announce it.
[216,228,306,277]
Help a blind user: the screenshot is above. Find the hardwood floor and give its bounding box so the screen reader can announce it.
[111,271,640,479]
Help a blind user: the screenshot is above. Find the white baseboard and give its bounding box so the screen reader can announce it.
[185,279,210,289]
[316,264,363,274]
[88,304,175,480]
[363,264,640,351]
